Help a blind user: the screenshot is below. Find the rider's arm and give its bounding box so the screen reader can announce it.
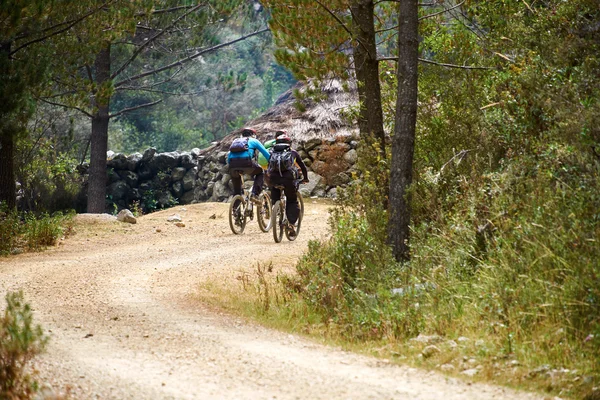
[249,138,271,162]
[292,149,309,181]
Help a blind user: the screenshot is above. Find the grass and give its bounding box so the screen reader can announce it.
[0,291,48,399]
[197,260,598,400]
[195,145,600,400]
[0,205,74,256]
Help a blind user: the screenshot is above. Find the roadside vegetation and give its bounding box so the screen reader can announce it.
[0,204,74,256]
[0,291,48,399]
[198,1,600,399]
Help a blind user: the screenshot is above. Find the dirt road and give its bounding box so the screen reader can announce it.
[0,201,543,399]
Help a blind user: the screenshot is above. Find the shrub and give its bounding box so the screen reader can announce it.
[0,204,21,255]
[0,291,48,399]
[0,206,73,256]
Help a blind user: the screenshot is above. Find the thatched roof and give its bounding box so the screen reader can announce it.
[209,79,359,153]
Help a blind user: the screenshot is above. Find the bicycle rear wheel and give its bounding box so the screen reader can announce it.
[285,192,304,241]
[272,200,284,243]
[257,192,272,232]
[229,195,247,234]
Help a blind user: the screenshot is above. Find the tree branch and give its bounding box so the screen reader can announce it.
[37,98,93,118]
[114,28,269,88]
[111,2,205,80]
[314,1,353,37]
[378,56,495,70]
[419,0,465,21]
[10,2,112,56]
[109,99,163,119]
[135,5,198,17]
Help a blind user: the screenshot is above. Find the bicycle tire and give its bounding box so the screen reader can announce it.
[257,192,272,232]
[272,200,284,243]
[286,192,304,241]
[229,195,247,234]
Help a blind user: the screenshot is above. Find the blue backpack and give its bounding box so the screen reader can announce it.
[229,137,249,153]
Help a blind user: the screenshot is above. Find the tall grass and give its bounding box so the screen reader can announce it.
[0,291,48,399]
[204,143,599,399]
[0,204,74,255]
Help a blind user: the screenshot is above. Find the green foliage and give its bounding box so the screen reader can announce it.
[0,205,74,256]
[15,131,84,213]
[0,291,48,399]
[0,204,21,255]
[240,1,600,396]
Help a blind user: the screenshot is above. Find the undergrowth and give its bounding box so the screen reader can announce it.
[0,291,48,399]
[0,204,74,256]
[199,142,599,400]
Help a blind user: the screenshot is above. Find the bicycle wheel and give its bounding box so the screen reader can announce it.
[257,192,272,232]
[229,195,247,234]
[272,200,284,243]
[286,192,304,241]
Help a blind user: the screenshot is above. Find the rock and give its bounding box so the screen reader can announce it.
[461,368,479,377]
[409,334,443,345]
[116,209,137,224]
[120,170,139,188]
[170,167,186,182]
[171,181,184,199]
[142,147,156,162]
[422,345,441,359]
[440,364,455,372]
[344,149,358,164]
[180,190,195,204]
[299,171,326,197]
[180,153,196,169]
[167,214,182,222]
[126,152,142,171]
[183,168,198,191]
[304,138,322,151]
[107,181,129,201]
[175,222,185,228]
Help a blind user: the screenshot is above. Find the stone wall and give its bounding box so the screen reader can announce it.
[105,135,359,212]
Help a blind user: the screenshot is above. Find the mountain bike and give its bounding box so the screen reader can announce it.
[271,180,305,243]
[228,172,272,235]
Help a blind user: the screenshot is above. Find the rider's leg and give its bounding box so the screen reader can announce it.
[249,163,265,196]
[283,180,300,224]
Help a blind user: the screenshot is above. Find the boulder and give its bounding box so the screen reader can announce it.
[142,147,156,162]
[116,209,137,224]
[126,153,143,171]
[120,170,139,188]
[170,167,186,182]
[107,181,129,201]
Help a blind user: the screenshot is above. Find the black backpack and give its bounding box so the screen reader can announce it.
[268,144,296,176]
[229,137,249,153]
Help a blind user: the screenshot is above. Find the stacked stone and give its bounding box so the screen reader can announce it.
[105,134,359,212]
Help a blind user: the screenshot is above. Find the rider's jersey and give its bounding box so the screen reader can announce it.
[227,138,270,164]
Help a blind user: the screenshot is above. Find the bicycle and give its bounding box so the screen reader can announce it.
[271,179,305,243]
[228,172,272,235]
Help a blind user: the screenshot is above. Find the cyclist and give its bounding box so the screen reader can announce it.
[267,132,309,238]
[227,128,271,203]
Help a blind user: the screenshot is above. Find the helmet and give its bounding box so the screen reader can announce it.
[241,128,256,137]
[275,134,292,145]
[275,130,287,138]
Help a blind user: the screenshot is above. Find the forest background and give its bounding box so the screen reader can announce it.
[1,1,599,399]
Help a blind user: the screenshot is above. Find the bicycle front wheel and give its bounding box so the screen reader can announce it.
[229,195,247,234]
[272,200,284,243]
[286,192,304,241]
[257,192,272,232]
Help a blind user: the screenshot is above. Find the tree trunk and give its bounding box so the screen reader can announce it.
[0,41,16,209]
[0,133,16,209]
[350,0,386,159]
[87,44,111,213]
[388,0,418,261]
